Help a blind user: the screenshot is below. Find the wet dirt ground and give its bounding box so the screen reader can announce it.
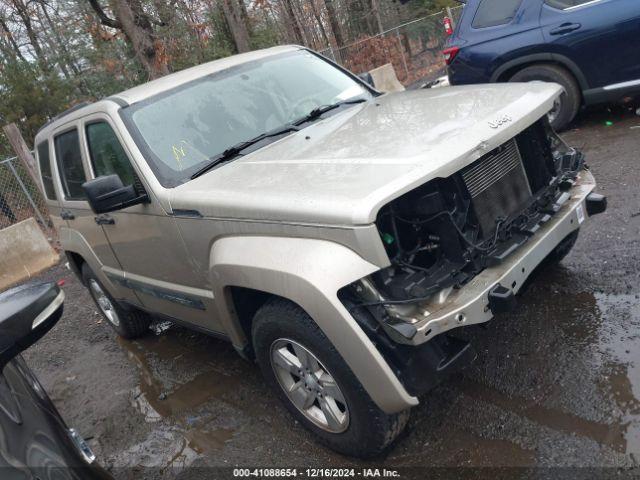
[21,104,640,477]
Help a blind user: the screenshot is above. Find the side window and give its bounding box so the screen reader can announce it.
[54,129,87,200]
[85,122,136,187]
[472,0,524,28]
[36,141,57,200]
[545,0,597,9]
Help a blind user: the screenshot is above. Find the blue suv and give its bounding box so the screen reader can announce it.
[445,0,640,129]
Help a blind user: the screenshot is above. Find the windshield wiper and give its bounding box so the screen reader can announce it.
[190,124,300,179]
[292,97,367,126]
[190,98,368,180]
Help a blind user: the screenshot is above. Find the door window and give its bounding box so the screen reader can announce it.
[545,0,598,9]
[85,122,137,187]
[472,0,524,28]
[54,129,87,200]
[36,141,57,200]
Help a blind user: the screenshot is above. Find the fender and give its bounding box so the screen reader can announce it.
[491,53,589,92]
[210,236,418,414]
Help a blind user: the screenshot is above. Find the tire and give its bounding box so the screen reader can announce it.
[252,298,409,458]
[509,64,581,131]
[81,263,151,339]
[546,229,579,265]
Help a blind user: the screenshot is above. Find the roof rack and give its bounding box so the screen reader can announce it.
[36,101,92,134]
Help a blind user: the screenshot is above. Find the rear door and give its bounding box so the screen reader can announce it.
[51,123,136,305]
[540,0,640,89]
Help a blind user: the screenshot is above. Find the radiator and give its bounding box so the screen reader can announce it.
[461,139,532,238]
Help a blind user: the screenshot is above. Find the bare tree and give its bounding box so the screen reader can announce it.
[309,0,330,48]
[219,0,251,53]
[8,0,50,70]
[280,0,303,44]
[0,13,26,62]
[323,0,344,47]
[88,0,170,79]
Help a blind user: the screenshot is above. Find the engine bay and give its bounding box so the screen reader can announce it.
[372,119,584,306]
[343,118,586,338]
[340,117,595,396]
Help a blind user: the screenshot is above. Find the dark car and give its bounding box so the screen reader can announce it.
[0,282,112,480]
[444,0,640,129]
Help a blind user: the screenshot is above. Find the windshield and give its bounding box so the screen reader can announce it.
[121,50,372,187]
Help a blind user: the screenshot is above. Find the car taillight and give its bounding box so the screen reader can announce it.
[442,46,459,66]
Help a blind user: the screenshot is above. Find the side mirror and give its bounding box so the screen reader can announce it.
[82,174,148,214]
[0,283,64,370]
[357,71,374,87]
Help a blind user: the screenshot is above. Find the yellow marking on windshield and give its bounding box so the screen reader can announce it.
[172,143,186,170]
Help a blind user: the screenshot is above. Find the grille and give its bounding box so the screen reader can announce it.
[462,139,532,238]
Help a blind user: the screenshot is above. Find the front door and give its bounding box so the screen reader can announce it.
[79,115,221,333]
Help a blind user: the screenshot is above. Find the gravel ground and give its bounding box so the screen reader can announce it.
[20,103,640,477]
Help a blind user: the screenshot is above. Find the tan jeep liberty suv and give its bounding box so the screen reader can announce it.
[34,45,606,458]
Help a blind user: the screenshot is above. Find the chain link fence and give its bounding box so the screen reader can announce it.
[0,155,56,241]
[320,6,463,87]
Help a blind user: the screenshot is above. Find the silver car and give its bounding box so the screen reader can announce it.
[34,45,606,458]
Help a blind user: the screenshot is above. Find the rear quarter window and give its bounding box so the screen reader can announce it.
[36,141,57,200]
[472,0,524,28]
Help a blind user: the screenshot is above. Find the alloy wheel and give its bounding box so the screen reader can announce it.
[89,279,120,327]
[270,338,349,433]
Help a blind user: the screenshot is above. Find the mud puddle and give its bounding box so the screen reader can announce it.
[459,380,626,451]
[593,293,640,458]
[114,329,245,468]
[457,288,640,458]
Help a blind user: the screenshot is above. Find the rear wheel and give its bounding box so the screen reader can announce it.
[82,263,151,339]
[509,64,581,131]
[252,298,409,458]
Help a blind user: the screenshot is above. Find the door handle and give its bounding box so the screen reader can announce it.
[94,214,115,225]
[60,210,75,220]
[550,23,582,35]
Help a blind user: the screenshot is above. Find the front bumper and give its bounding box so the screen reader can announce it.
[403,169,599,345]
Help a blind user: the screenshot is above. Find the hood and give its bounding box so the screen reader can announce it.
[170,82,562,226]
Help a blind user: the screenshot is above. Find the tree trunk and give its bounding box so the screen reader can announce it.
[38,1,83,76]
[34,6,72,79]
[88,0,170,79]
[220,0,251,53]
[323,0,343,47]
[111,0,170,78]
[291,0,313,47]
[370,0,384,35]
[238,0,252,36]
[310,0,330,48]
[178,0,207,62]
[0,16,26,62]
[10,0,50,71]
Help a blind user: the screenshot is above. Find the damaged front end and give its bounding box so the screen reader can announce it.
[340,117,593,396]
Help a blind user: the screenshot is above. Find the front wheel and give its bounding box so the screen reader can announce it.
[252,298,409,458]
